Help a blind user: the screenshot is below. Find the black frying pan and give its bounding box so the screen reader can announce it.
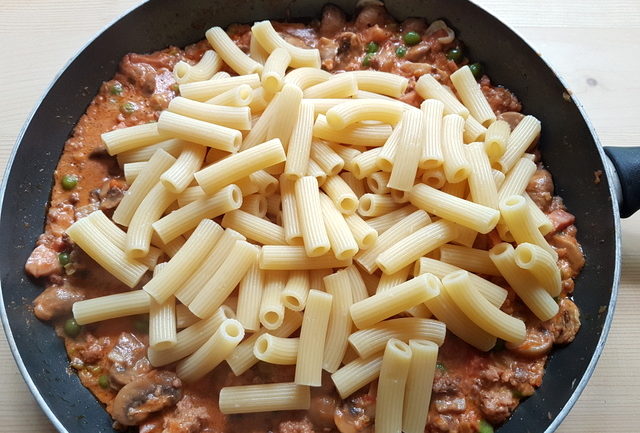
[1,0,636,432]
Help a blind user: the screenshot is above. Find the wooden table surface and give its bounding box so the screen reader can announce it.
[1,1,639,431]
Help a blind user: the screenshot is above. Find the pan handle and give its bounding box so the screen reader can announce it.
[603,147,640,218]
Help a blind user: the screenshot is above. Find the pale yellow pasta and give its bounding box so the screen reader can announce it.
[319,193,359,260]
[251,20,321,68]
[219,383,310,414]
[72,290,150,325]
[322,270,354,373]
[348,316,446,358]
[497,157,537,203]
[343,265,369,302]
[330,143,362,172]
[266,84,304,151]
[420,99,444,169]
[414,74,469,118]
[281,270,310,311]
[450,224,478,248]
[306,159,327,186]
[206,84,253,106]
[149,294,177,351]
[152,184,242,243]
[355,89,410,102]
[249,33,269,64]
[339,172,366,198]
[313,115,391,147]
[439,244,500,276]
[492,169,506,189]
[350,275,439,329]
[514,242,562,297]
[259,245,351,270]
[123,161,145,184]
[295,176,330,257]
[257,270,287,330]
[376,122,401,172]
[450,65,496,126]
[249,87,270,113]
[331,354,383,398]
[484,119,511,160]
[240,194,267,218]
[495,115,541,172]
[176,186,207,207]
[176,318,244,383]
[321,174,359,215]
[102,122,169,155]
[466,141,499,209]
[376,220,459,275]
[356,209,430,273]
[179,73,261,102]
[500,195,558,259]
[295,290,333,386]
[422,273,497,351]
[254,334,299,364]
[173,50,221,84]
[325,99,404,130]
[463,115,488,143]
[195,138,286,194]
[262,47,292,93]
[403,340,438,433]
[303,73,357,99]
[376,264,411,293]
[283,67,331,89]
[148,306,233,366]
[358,193,401,217]
[390,188,411,204]
[344,213,378,251]
[157,111,242,151]
[441,114,471,183]
[346,70,409,98]
[249,170,278,196]
[305,98,350,114]
[167,97,251,130]
[153,234,186,258]
[389,109,424,191]
[206,26,263,75]
[116,138,183,166]
[309,268,331,291]
[113,149,176,226]
[525,193,554,235]
[421,168,446,189]
[189,240,259,318]
[366,172,390,195]
[311,140,344,175]
[376,339,412,433]
[159,142,206,194]
[444,270,526,343]
[226,310,303,375]
[175,304,200,329]
[364,205,414,234]
[237,263,264,331]
[441,180,467,198]
[144,219,222,303]
[409,184,500,234]
[284,102,314,180]
[278,176,303,245]
[490,243,559,320]
[221,209,286,245]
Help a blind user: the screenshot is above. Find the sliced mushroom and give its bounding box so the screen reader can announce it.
[425,20,455,44]
[334,393,375,433]
[111,370,182,426]
[506,326,554,358]
[108,332,150,387]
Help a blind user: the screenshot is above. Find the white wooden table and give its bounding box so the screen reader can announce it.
[1,1,638,431]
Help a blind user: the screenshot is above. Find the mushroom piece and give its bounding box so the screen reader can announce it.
[111,370,182,426]
[506,326,554,358]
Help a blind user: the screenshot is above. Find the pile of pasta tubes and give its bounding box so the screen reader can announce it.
[66,19,561,433]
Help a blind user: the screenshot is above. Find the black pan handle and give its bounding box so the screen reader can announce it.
[604,146,640,218]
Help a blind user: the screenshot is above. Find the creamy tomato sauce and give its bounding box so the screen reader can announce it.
[25,4,584,433]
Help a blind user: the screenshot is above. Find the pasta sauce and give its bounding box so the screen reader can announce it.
[24,4,584,433]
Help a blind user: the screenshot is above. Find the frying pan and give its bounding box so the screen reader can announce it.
[1,0,636,432]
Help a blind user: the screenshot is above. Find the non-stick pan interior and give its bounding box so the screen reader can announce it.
[0,1,619,432]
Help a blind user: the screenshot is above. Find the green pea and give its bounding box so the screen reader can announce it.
[436,361,447,371]
[403,31,421,46]
[98,374,110,389]
[395,46,407,58]
[58,252,71,266]
[479,420,494,433]
[365,41,379,53]
[469,62,484,80]
[170,83,180,93]
[362,53,375,67]
[64,318,82,338]
[120,101,138,115]
[61,174,78,190]
[109,82,123,96]
[134,316,149,333]
[446,48,463,63]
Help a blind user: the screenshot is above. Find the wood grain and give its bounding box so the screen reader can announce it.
[1,1,638,432]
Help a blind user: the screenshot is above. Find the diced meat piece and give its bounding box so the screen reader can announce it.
[334,32,364,70]
[526,169,554,211]
[158,394,210,433]
[319,4,347,37]
[334,393,375,433]
[547,209,576,233]
[401,17,427,33]
[546,298,581,344]
[318,37,339,70]
[78,334,111,364]
[549,232,585,274]
[360,24,393,44]
[404,42,431,62]
[354,5,393,30]
[33,285,85,321]
[47,202,76,235]
[497,111,525,130]
[434,397,467,413]
[112,370,182,426]
[108,332,151,387]
[432,372,461,394]
[279,418,315,433]
[25,244,62,278]
[479,385,518,424]
[481,77,522,114]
